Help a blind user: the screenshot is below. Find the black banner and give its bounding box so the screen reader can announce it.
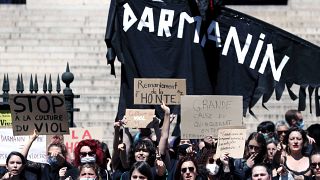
[202,6,320,115]
[105,1,320,117]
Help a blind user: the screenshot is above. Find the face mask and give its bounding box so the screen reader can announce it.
[262,133,275,143]
[297,120,304,129]
[206,163,220,175]
[79,178,96,180]
[177,144,191,156]
[80,156,96,164]
[48,156,58,166]
[262,133,269,140]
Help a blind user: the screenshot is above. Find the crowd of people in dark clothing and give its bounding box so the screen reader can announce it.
[1,107,320,180]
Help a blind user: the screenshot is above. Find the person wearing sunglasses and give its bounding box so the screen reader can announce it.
[275,120,289,144]
[311,151,320,180]
[74,139,111,180]
[174,156,199,180]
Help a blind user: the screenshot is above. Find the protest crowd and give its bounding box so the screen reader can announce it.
[1,107,320,180]
[1,0,320,179]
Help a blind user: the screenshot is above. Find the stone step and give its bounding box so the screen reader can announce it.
[77,101,118,112]
[0,27,105,34]
[0,8,108,15]
[26,0,110,10]
[0,52,105,59]
[1,46,106,53]
[77,95,120,103]
[0,38,105,46]
[75,111,117,121]
[0,22,106,29]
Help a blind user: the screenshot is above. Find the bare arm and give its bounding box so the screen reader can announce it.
[111,121,121,170]
[158,102,170,156]
[21,129,38,158]
[158,102,172,170]
[121,117,132,168]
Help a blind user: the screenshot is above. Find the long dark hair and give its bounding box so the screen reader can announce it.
[129,161,154,180]
[6,151,26,179]
[129,139,156,167]
[174,155,199,180]
[283,127,308,155]
[307,124,320,152]
[6,151,26,166]
[244,132,267,164]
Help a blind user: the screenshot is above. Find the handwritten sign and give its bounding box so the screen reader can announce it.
[125,109,155,128]
[181,95,243,139]
[0,128,47,165]
[0,110,12,128]
[9,94,69,136]
[134,78,186,105]
[215,127,247,158]
[64,127,104,160]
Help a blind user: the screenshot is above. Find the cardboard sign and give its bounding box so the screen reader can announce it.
[9,94,69,136]
[125,109,155,128]
[215,127,247,159]
[134,78,186,105]
[181,95,243,139]
[63,127,104,160]
[0,110,12,128]
[0,128,47,165]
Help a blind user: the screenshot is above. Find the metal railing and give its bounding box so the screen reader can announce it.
[0,63,79,127]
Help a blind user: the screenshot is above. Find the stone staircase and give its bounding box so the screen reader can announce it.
[0,0,119,144]
[0,0,319,145]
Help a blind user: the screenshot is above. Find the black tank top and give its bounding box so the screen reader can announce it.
[284,156,311,176]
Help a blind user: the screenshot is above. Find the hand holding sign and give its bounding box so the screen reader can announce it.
[30,129,39,141]
[215,127,246,159]
[118,116,128,126]
[220,152,231,173]
[118,143,126,152]
[181,95,243,139]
